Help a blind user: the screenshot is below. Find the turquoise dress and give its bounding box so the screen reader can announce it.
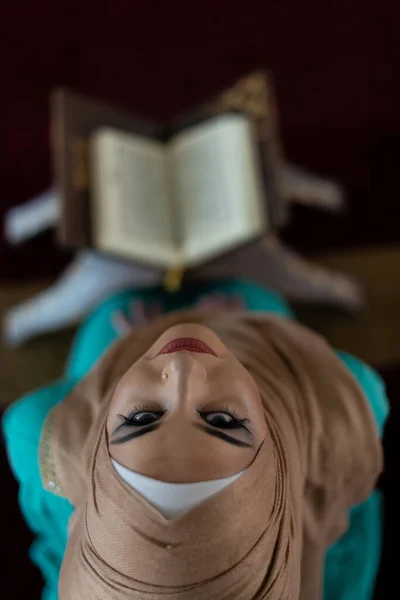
[2,280,389,600]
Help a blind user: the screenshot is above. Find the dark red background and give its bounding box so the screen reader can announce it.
[1,1,399,281]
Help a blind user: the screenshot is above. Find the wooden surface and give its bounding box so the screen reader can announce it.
[1,243,399,406]
[296,243,400,367]
[0,282,74,406]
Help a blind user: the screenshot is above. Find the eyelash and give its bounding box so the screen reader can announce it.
[119,403,248,430]
[200,403,242,421]
[120,405,166,427]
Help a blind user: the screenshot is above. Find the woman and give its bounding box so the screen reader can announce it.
[3,280,388,600]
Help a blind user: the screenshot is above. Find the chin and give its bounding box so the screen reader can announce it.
[161,323,219,345]
[165,323,213,335]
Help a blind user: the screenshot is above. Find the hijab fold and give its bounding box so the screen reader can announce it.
[40,310,382,599]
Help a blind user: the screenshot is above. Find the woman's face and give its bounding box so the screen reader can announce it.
[107,323,268,483]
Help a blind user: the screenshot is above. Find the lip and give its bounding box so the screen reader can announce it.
[156,337,217,357]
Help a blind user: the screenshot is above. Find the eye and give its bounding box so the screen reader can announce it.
[119,410,165,427]
[198,410,246,430]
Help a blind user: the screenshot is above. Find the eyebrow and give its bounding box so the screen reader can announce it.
[110,423,161,445]
[110,421,253,448]
[192,423,253,448]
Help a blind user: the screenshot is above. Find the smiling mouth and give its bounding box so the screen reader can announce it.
[156,337,217,356]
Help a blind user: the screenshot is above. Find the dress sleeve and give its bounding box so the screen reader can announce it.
[335,351,389,438]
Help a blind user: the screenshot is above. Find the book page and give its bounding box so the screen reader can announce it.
[169,115,267,266]
[91,128,182,267]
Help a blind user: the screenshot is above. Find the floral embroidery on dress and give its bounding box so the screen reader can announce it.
[39,411,64,496]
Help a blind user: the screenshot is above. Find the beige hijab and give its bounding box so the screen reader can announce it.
[39,310,382,600]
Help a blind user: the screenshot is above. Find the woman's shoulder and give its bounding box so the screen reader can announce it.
[335,351,389,437]
[2,380,77,446]
[2,380,76,488]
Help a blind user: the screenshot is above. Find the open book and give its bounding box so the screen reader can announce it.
[90,114,267,268]
[52,72,286,270]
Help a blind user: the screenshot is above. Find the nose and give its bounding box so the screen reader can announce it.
[161,352,208,403]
